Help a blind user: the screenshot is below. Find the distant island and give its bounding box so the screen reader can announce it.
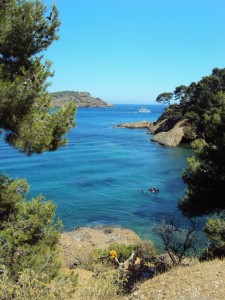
[51,91,113,108]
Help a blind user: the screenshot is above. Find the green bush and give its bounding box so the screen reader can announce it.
[171,111,183,122]
[0,176,62,278]
[185,111,200,123]
[183,126,196,140]
[200,217,225,260]
[134,240,158,263]
[104,243,135,262]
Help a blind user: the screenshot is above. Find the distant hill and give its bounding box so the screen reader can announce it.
[51,91,113,108]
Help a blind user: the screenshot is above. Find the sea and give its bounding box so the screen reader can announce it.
[0,104,200,245]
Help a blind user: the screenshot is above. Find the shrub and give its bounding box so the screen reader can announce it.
[0,175,65,280]
[200,217,225,260]
[171,111,183,122]
[0,268,78,300]
[82,249,111,272]
[79,267,124,300]
[133,240,158,263]
[183,126,196,141]
[154,217,198,267]
[104,243,135,262]
[185,111,200,123]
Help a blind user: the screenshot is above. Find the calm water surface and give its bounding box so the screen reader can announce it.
[0,105,195,243]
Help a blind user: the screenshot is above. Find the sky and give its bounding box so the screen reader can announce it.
[44,0,225,104]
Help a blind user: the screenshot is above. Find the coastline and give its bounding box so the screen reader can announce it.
[60,225,141,267]
[59,227,225,300]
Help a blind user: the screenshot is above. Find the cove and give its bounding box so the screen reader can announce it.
[0,104,193,243]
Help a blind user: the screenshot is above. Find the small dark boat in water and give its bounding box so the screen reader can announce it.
[149,187,159,192]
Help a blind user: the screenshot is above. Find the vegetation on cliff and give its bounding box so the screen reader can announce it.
[178,91,225,259]
[155,68,225,258]
[152,68,225,145]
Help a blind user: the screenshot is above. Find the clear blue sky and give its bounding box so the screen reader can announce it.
[44,0,225,104]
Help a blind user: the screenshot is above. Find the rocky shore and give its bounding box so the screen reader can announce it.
[59,226,225,300]
[116,119,193,147]
[60,226,141,268]
[116,121,151,129]
[149,119,190,147]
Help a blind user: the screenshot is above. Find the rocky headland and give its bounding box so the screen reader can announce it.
[116,110,196,147]
[148,118,196,147]
[51,91,113,108]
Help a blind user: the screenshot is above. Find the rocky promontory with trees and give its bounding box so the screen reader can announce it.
[117,68,225,148]
[150,68,225,147]
[147,117,195,147]
[51,91,113,108]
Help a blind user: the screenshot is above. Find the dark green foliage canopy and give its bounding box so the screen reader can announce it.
[178,92,225,217]
[156,92,173,106]
[156,68,225,257]
[0,175,61,277]
[0,0,76,284]
[178,92,225,256]
[0,0,60,72]
[156,68,225,138]
[173,70,225,258]
[0,0,76,154]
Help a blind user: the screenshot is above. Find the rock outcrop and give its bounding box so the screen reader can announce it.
[60,226,141,267]
[116,121,151,129]
[51,91,113,108]
[150,119,188,147]
[116,118,194,147]
[147,119,168,134]
[148,118,196,147]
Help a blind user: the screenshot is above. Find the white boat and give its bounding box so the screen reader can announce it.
[138,107,151,113]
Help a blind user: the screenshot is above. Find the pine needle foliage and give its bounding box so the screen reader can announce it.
[0,0,76,154]
[0,1,78,296]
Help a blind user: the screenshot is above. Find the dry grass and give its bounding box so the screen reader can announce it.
[77,268,124,300]
[63,258,225,300]
[59,227,225,300]
[124,259,225,300]
[60,226,141,267]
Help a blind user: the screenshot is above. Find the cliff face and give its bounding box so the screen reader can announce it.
[115,116,196,147]
[149,68,225,147]
[51,91,113,108]
[147,106,197,147]
[149,119,192,147]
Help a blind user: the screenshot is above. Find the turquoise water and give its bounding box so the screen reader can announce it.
[0,104,194,242]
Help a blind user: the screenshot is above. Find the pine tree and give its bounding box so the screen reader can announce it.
[0,0,76,283]
[0,0,76,154]
[179,92,225,257]
[0,175,61,277]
